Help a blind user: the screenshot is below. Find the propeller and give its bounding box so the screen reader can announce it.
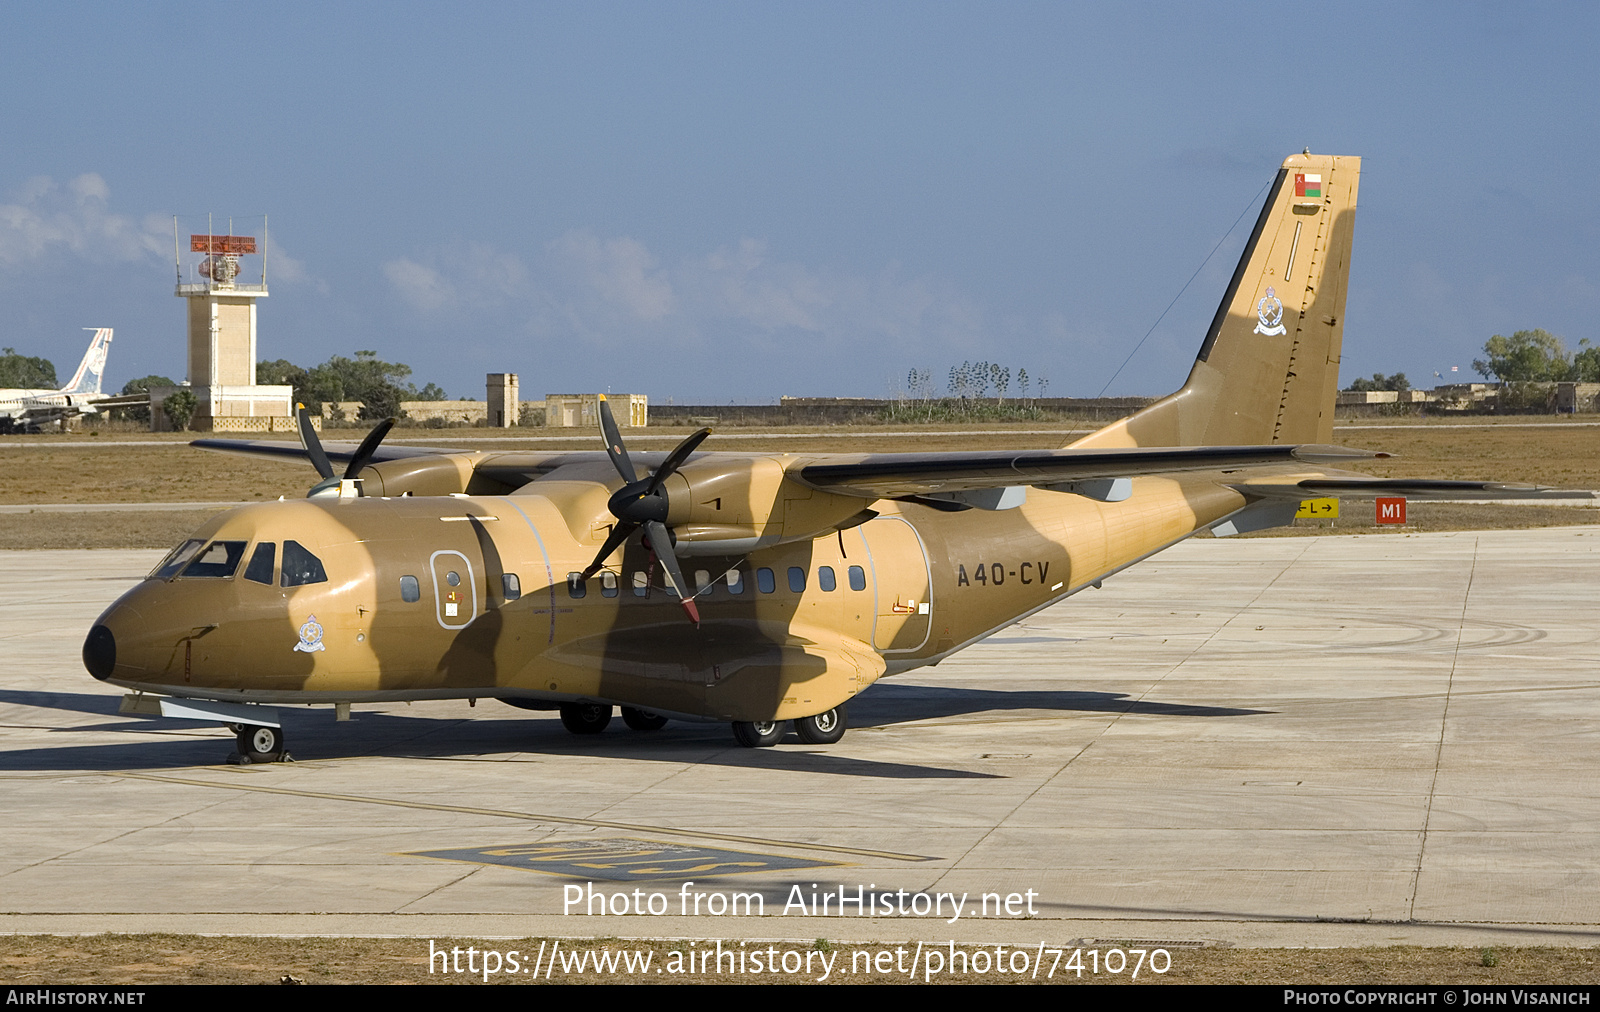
[296,403,396,498]
[580,396,711,625]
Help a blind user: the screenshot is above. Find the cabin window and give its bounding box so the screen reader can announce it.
[725,569,744,595]
[150,539,204,580]
[182,540,247,579]
[280,540,328,587]
[243,543,276,584]
[632,571,649,597]
[817,566,837,592]
[503,573,521,601]
[788,567,806,592]
[566,573,586,599]
[694,569,712,595]
[399,575,421,602]
[600,571,619,598]
[848,565,866,591]
[756,567,776,594]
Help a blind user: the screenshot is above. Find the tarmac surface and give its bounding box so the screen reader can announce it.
[3,528,1598,948]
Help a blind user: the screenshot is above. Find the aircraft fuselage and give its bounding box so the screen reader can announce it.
[88,470,1249,724]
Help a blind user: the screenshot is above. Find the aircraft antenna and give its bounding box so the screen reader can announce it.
[1094,175,1272,398]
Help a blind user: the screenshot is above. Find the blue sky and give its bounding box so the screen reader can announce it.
[2,2,1596,402]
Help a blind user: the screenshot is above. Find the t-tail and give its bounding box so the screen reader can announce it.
[62,328,113,396]
[1073,152,1360,449]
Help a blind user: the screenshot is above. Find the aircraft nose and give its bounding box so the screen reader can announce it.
[83,624,116,681]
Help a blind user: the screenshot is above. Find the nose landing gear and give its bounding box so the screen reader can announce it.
[233,724,288,764]
[731,706,848,748]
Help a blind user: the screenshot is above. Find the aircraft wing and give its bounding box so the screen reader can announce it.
[87,392,151,411]
[190,437,462,465]
[1228,477,1598,502]
[791,443,1386,498]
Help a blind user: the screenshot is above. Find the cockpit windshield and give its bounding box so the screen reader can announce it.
[149,539,204,580]
[181,540,248,578]
[281,540,328,587]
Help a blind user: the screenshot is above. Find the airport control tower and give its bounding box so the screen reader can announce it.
[153,224,296,432]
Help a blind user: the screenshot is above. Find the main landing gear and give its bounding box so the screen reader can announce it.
[731,706,847,748]
[559,703,671,735]
[232,724,288,764]
[621,706,668,731]
[559,703,613,734]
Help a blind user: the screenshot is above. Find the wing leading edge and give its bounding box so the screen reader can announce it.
[791,444,1388,499]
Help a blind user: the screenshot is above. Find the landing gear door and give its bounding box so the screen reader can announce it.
[431,550,477,630]
[861,516,932,653]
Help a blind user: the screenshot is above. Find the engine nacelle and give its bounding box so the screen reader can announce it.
[659,456,872,555]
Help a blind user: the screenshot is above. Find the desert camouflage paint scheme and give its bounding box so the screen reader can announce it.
[82,153,1571,755]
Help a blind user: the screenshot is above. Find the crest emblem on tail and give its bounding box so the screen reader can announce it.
[1254,287,1286,336]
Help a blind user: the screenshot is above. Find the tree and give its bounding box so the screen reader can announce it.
[0,348,57,388]
[118,374,177,423]
[162,390,197,431]
[330,350,412,420]
[1573,340,1600,383]
[1346,372,1411,392]
[258,351,419,419]
[257,358,313,407]
[1473,329,1572,382]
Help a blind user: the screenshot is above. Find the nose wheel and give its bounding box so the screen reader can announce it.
[795,706,847,744]
[234,724,287,763]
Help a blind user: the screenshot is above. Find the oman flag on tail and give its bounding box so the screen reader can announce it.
[1295,172,1323,197]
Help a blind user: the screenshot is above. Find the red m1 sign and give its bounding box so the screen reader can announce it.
[1376,497,1407,524]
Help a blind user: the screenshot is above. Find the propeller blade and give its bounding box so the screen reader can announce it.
[598,396,638,484]
[296,403,334,480]
[644,520,700,626]
[344,416,397,479]
[646,426,712,495]
[579,521,637,582]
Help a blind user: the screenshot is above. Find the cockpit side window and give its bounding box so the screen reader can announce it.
[281,540,328,587]
[243,542,276,585]
[182,540,248,578]
[150,539,204,580]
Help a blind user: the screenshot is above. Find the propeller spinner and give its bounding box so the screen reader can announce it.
[580,397,710,625]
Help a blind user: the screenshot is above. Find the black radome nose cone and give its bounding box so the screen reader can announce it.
[83,624,116,681]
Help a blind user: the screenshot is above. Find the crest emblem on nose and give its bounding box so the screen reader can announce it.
[294,615,326,653]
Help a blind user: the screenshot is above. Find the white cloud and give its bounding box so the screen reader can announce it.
[692,238,825,331]
[379,229,989,360]
[0,173,168,266]
[383,258,457,311]
[549,231,676,321]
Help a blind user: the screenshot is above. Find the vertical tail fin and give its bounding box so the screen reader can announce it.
[1072,153,1360,448]
[62,328,112,395]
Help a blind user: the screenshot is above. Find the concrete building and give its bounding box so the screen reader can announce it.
[545,393,647,428]
[155,231,295,432]
[487,374,518,428]
[1556,382,1600,413]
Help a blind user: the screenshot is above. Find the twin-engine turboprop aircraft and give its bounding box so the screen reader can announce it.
[84,153,1575,761]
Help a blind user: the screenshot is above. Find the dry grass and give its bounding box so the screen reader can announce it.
[1,935,1596,985]
[0,418,1595,548]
